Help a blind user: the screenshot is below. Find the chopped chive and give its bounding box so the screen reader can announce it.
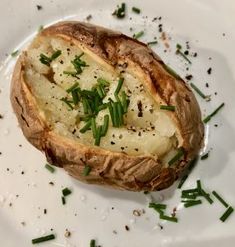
[115,77,124,96]
[203,103,225,123]
[63,71,78,77]
[196,180,202,194]
[133,31,144,39]
[71,89,79,105]
[160,214,178,223]
[201,152,209,160]
[83,165,91,176]
[113,102,119,127]
[160,105,175,111]
[200,189,214,204]
[212,191,229,208]
[176,43,182,50]
[39,54,51,66]
[182,188,199,194]
[51,50,62,60]
[95,126,102,146]
[32,234,55,244]
[97,78,110,86]
[190,83,208,99]
[82,98,89,114]
[66,82,79,93]
[181,193,198,200]
[220,206,234,222]
[62,188,72,197]
[80,120,91,133]
[184,200,202,208]
[178,175,188,189]
[112,3,126,18]
[101,115,109,136]
[162,63,181,80]
[96,85,105,98]
[117,102,124,125]
[168,148,184,166]
[149,203,167,210]
[98,103,107,112]
[45,164,55,173]
[62,196,66,205]
[147,41,158,45]
[121,91,128,113]
[90,239,96,247]
[60,97,74,110]
[108,102,114,125]
[132,7,141,14]
[91,117,97,138]
[176,44,191,64]
[11,50,19,57]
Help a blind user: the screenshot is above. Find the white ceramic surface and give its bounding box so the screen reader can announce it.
[0,0,235,246]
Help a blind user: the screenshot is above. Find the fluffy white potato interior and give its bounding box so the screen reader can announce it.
[25,37,177,157]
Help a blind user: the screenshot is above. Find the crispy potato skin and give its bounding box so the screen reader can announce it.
[11,21,204,191]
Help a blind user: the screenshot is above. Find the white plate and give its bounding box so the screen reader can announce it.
[1,0,235,246]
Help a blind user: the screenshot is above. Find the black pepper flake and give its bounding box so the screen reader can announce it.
[72,129,76,134]
[0,114,3,119]
[205,83,209,88]
[111,141,115,145]
[59,60,64,64]
[121,147,125,150]
[214,92,217,95]
[125,225,130,231]
[134,148,139,152]
[138,132,141,137]
[44,209,47,214]
[137,100,143,117]
[86,14,92,21]
[49,181,54,186]
[158,223,164,230]
[207,68,212,74]
[36,5,42,10]
[21,171,25,175]
[193,52,198,57]
[0,152,2,155]
[184,50,189,55]
[18,144,22,147]
[214,124,218,127]
[185,74,193,80]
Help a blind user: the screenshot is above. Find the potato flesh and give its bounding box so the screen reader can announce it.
[25,37,177,157]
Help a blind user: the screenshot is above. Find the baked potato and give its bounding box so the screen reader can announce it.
[11,21,204,191]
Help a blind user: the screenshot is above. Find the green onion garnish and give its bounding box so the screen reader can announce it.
[196,180,202,193]
[62,188,72,197]
[62,196,66,205]
[168,148,184,166]
[178,175,188,189]
[212,191,229,208]
[113,102,119,127]
[121,91,128,113]
[201,152,209,160]
[39,50,61,66]
[132,7,141,14]
[97,78,110,86]
[83,165,91,176]
[96,84,105,98]
[184,200,202,208]
[160,105,175,111]
[60,97,74,110]
[115,77,124,96]
[50,50,62,60]
[190,83,208,99]
[182,188,198,194]
[149,203,167,210]
[160,214,178,223]
[181,193,198,200]
[162,64,181,80]
[71,89,79,105]
[220,206,234,222]
[117,102,124,125]
[112,3,126,18]
[11,50,19,57]
[90,239,96,247]
[66,82,79,93]
[133,31,144,39]
[108,102,114,125]
[80,120,91,133]
[176,44,191,64]
[95,126,102,146]
[203,103,225,123]
[101,115,109,136]
[147,41,158,45]
[200,189,214,204]
[45,164,55,173]
[32,234,55,244]
[91,117,97,138]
